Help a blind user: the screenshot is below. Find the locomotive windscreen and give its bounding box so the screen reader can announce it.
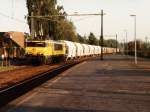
[54,43,63,50]
[27,42,47,47]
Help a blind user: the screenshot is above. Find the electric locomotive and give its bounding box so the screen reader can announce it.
[25,40,66,64]
[25,39,119,65]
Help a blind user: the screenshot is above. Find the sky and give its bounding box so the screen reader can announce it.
[0,0,29,33]
[0,0,150,42]
[58,0,150,42]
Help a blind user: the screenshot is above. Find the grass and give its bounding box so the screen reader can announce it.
[0,66,17,72]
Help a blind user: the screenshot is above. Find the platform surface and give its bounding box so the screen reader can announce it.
[1,55,150,112]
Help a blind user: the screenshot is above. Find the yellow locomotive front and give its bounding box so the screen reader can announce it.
[25,40,66,64]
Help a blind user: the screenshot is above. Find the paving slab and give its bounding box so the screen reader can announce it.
[1,55,150,112]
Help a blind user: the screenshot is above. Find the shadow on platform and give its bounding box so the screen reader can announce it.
[89,56,132,62]
[3,105,118,112]
[96,68,150,77]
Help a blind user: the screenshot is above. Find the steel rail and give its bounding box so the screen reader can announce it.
[0,61,83,107]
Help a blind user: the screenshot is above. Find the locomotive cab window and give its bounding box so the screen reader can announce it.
[54,43,63,50]
[27,42,47,47]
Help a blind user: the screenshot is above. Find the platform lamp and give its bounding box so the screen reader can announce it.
[130,14,137,64]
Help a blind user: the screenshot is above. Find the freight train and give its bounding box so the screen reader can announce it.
[25,40,119,64]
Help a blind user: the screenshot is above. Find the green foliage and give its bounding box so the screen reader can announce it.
[26,0,77,41]
[55,20,77,42]
[0,66,17,71]
[77,33,87,43]
[125,40,150,58]
[104,39,118,48]
[87,32,99,45]
[27,0,56,37]
[76,32,119,47]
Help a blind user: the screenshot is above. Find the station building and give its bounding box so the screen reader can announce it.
[0,32,25,59]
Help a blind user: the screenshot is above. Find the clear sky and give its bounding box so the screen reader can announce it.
[0,0,29,33]
[58,0,150,42]
[0,0,150,42]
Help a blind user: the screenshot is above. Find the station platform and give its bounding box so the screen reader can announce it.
[1,55,150,112]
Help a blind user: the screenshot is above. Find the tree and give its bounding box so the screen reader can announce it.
[87,32,98,45]
[104,39,118,48]
[26,0,57,38]
[77,33,87,43]
[56,20,77,41]
[26,0,78,41]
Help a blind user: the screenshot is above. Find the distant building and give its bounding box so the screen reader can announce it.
[0,32,25,59]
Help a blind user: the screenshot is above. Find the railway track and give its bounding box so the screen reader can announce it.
[0,60,84,108]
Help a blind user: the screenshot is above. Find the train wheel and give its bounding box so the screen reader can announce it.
[43,56,52,65]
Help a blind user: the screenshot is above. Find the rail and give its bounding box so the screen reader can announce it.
[0,60,83,107]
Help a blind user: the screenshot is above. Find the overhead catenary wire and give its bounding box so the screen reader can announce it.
[73,16,99,23]
[29,12,103,40]
[27,13,104,26]
[28,16,59,22]
[28,13,103,21]
[0,12,27,24]
[27,13,103,25]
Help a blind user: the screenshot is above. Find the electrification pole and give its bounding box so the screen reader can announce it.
[124,29,128,55]
[116,34,118,53]
[100,10,104,60]
[31,5,35,38]
[28,12,105,43]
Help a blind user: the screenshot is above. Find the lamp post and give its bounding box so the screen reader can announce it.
[124,29,128,55]
[122,39,125,55]
[116,34,118,54]
[130,15,137,64]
